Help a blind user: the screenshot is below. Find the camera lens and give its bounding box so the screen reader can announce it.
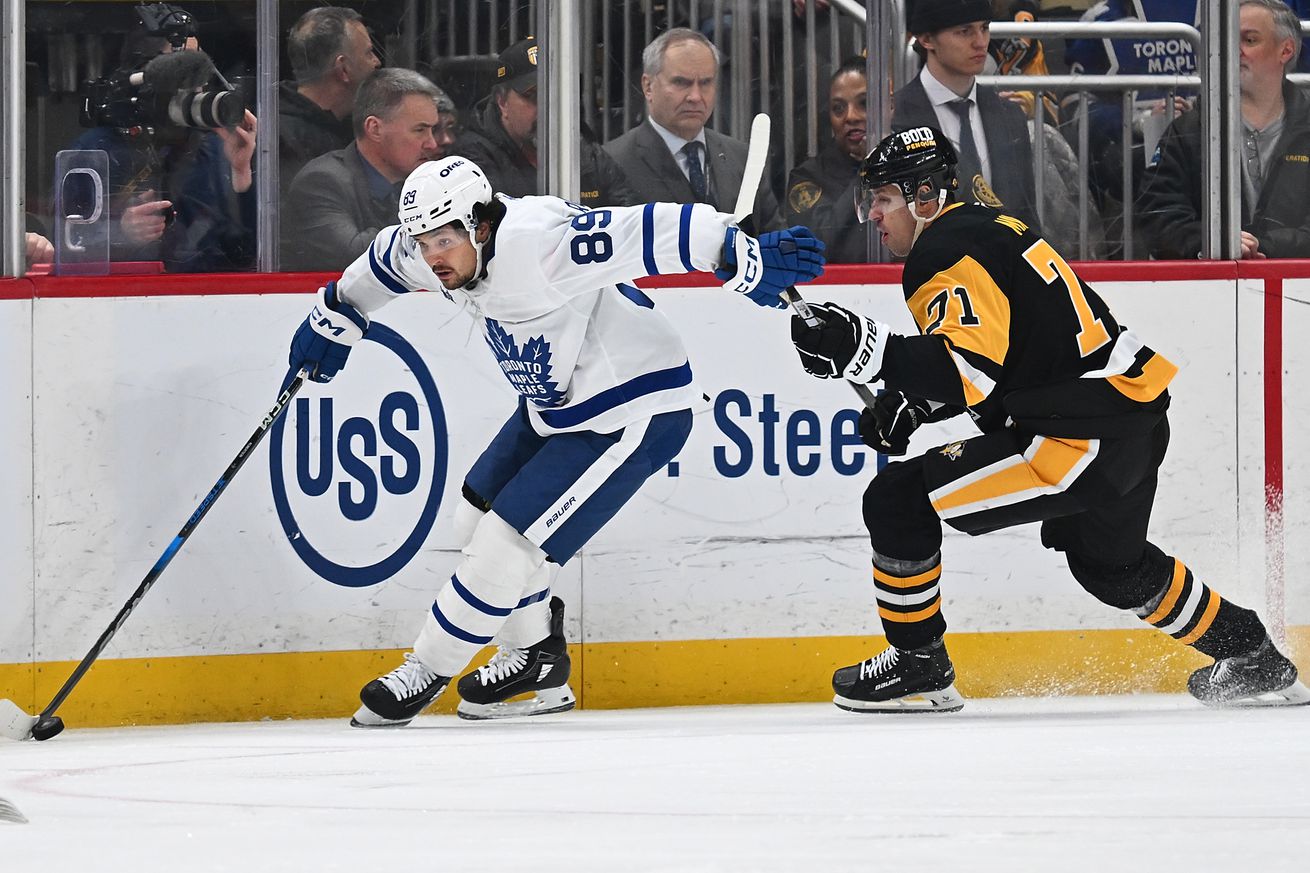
[167,89,243,129]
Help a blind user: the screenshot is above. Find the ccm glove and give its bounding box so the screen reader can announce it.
[790,301,891,383]
[715,225,828,310]
[858,391,932,456]
[758,225,826,287]
[715,225,783,308]
[289,281,369,383]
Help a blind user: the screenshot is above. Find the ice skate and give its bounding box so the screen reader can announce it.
[456,596,576,720]
[351,652,451,728]
[1188,637,1310,708]
[832,637,964,713]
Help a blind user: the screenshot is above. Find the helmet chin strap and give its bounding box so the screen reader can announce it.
[911,190,949,246]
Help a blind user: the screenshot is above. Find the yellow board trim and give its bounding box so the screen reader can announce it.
[2,626,1306,727]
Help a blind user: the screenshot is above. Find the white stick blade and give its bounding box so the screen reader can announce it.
[0,796,28,824]
[0,699,38,742]
[732,113,773,222]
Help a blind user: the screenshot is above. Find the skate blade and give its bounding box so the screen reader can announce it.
[457,684,577,721]
[349,704,415,729]
[833,683,965,714]
[1199,678,1310,709]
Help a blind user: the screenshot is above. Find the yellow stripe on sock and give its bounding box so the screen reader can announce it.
[1144,559,1188,626]
[878,600,942,623]
[1176,589,1221,646]
[873,565,941,589]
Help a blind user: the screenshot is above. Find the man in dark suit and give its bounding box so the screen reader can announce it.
[604,27,782,229]
[892,0,1036,225]
[282,68,443,271]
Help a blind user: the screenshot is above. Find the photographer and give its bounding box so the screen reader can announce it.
[67,4,258,273]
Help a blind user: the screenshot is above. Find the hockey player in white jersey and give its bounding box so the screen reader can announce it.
[286,156,825,725]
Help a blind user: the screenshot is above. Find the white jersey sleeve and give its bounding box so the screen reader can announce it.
[334,226,441,315]
[508,197,734,298]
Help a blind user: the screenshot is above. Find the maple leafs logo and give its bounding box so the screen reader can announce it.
[483,318,564,407]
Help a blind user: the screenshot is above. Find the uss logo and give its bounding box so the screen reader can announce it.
[269,323,449,587]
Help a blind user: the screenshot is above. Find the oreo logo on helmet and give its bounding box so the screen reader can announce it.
[439,160,466,177]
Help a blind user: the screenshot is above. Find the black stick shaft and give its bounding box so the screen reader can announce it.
[38,371,307,719]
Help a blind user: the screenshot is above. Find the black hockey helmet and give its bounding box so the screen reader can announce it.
[855,126,958,222]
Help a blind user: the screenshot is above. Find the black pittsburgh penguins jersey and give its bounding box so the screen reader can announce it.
[879,203,1177,438]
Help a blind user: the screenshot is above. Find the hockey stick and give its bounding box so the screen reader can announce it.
[732,113,877,409]
[0,368,307,742]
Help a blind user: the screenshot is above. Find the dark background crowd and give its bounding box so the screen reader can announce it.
[18,0,1310,273]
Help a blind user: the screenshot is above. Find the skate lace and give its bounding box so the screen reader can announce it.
[476,646,529,685]
[379,652,440,699]
[859,647,900,681]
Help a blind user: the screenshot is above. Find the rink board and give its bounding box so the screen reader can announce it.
[0,265,1306,725]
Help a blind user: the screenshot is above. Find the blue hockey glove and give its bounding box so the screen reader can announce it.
[790,301,890,383]
[715,225,827,309]
[759,226,826,288]
[858,391,932,456]
[289,281,369,383]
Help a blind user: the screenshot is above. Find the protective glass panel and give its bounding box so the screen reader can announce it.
[53,150,111,276]
[27,1,259,274]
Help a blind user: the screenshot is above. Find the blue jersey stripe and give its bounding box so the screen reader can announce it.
[642,203,658,275]
[516,588,550,608]
[678,204,694,272]
[451,574,513,617]
[537,362,693,429]
[368,235,410,297]
[381,227,405,280]
[431,601,493,644]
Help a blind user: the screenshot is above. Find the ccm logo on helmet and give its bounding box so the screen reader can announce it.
[439,160,466,177]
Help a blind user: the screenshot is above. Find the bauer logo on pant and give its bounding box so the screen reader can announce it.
[269,323,449,587]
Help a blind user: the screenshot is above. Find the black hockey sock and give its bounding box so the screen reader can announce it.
[1135,558,1266,659]
[873,550,946,650]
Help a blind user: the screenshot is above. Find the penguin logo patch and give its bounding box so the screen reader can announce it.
[939,441,966,461]
[788,180,823,213]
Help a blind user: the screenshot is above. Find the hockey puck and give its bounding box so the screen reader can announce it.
[31,716,64,742]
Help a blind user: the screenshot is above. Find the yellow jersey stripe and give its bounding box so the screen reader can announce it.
[878,600,943,623]
[1176,589,1221,646]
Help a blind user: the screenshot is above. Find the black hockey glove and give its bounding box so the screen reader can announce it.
[790,301,888,383]
[857,391,933,456]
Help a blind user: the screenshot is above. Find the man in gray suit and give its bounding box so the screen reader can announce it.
[604,28,782,229]
[282,68,444,271]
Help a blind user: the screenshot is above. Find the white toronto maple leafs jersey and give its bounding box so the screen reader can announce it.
[336,194,735,435]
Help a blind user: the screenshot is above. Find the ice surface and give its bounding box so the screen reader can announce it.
[1,696,1307,871]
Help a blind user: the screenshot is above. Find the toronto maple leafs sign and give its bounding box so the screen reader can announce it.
[484,318,565,407]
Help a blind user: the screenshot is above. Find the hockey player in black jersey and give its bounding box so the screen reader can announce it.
[790,125,1309,712]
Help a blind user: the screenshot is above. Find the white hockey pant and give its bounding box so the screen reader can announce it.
[413,505,553,676]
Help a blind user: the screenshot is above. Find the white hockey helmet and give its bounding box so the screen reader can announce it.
[398,156,493,237]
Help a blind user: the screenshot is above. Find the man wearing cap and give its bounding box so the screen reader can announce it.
[605,28,782,229]
[453,36,636,207]
[892,0,1036,224]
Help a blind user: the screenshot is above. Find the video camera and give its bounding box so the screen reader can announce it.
[79,3,246,133]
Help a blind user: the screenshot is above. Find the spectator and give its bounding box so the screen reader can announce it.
[1140,0,1310,259]
[280,7,381,195]
[454,37,636,207]
[893,0,1037,224]
[1063,0,1197,245]
[784,57,870,263]
[432,87,459,159]
[282,68,444,272]
[67,14,259,273]
[988,0,1058,126]
[604,28,783,227]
